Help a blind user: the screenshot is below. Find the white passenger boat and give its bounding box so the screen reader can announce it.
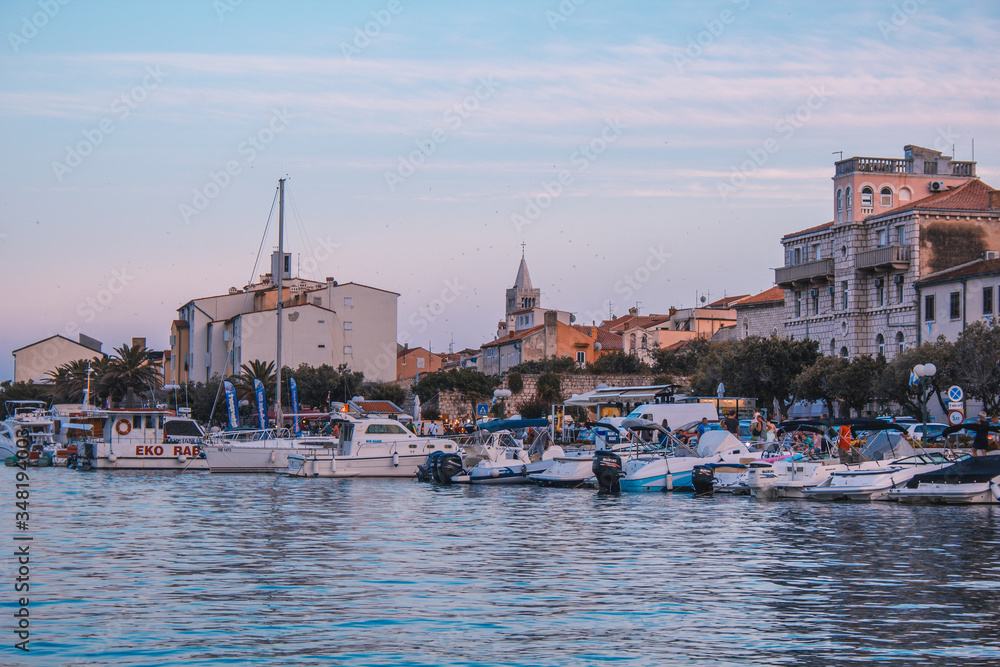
[620,430,756,493]
[887,454,1000,504]
[63,407,210,470]
[280,415,459,477]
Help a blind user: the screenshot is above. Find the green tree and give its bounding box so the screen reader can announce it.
[47,357,106,403]
[516,395,549,419]
[792,355,847,416]
[876,339,955,419]
[100,342,161,403]
[836,355,886,417]
[651,338,713,376]
[238,360,276,404]
[361,381,407,407]
[507,371,524,395]
[413,369,499,418]
[0,381,51,417]
[509,356,580,374]
[953,320,1000,414]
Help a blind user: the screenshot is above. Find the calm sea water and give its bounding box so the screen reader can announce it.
[3,468,1000,666]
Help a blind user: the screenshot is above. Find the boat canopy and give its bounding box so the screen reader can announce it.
[907,455,1000,486]
[859,431,915,461]
[695,430,746,458]
[477,418,549,433]
[619,418,668,433]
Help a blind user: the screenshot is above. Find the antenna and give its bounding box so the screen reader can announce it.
[832,150,843,162]
[972,138,975,162]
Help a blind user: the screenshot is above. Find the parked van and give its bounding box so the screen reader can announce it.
[624,403,719,429]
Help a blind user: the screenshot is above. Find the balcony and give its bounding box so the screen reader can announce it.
[775,258,834,287]
[836,157,912,176]
[856,244,911,273]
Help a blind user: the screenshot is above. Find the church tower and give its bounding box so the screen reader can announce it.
[505,246,541,325]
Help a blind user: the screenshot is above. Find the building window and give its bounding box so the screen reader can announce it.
[812,290,819,314]
[896,225,906,245]
[343,346,353,355]
[793,248,802,265]
[344,321,353,330]
[877,282,885,307]
[812,244,821,260]
[795,291,802,318]
[416,357,425,369]
[842,281,848,310]
[837,189,843,212]
[830,338,836,355]
[925,294,935,322]
[896,278,903,304]
[899,187,912,202]
[344,297,352,307]
[641,334,647,349]
[876,333,885,358]
[744,320,749,338]
[576,351,586,366]
[984,286,994,315]
[896,332,905,355]
[877,228,887,247]
[950,291,961,320]
[881,187,893,207]
[629,334,636,351]
[318,344,325,348]
[840,346,849,359]
[845,186,852,210]
[861,186,874,208]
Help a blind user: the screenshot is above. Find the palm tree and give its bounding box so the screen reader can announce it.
[47,358,101,403]
[100,343,161,404]
[238,360,275,403]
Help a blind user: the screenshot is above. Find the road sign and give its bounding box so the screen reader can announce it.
[948,410,965,426]
[476,403,489,416]
[947,385,964,402]
[948,401,964,411]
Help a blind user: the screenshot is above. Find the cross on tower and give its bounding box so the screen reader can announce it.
[521,241,526,258]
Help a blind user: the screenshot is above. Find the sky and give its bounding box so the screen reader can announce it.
[2,0,999,381]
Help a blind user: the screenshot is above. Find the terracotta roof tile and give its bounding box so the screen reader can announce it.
[915,258,1000,286]
[876,179,997,217]
[482,325,544,348]
[735,286,785,306]
[782,221,834,240]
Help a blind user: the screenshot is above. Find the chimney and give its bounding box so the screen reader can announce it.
[544,310,558,356]
[990,189,1000,211]
[628,306,638,316]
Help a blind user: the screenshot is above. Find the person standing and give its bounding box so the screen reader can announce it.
[749,413,763,441]
[723,410,739,435]
[973,411,990,456]
[696,417,710,439]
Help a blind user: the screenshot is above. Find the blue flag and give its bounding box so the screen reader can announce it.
[289,378,301,437]
[253,379,267,429]
[223,381,239,429]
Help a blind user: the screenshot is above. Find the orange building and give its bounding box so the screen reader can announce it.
[397,345,445,380]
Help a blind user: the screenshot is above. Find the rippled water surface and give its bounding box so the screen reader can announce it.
[4,468,1000,666]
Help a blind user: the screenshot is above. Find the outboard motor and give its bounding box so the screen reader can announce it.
[592,450,624,494]
[692,464,715,496]
[415,451,443,483]
[433,452,465,485]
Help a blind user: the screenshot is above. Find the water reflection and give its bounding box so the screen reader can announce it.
[6,470,1000,665]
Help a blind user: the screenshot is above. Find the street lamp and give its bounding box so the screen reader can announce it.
[493,388,512,419]
[913,363,937,446]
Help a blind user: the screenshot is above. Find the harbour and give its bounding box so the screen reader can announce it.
[7,469,1000,666]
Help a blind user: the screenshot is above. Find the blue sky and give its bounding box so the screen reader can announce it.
[2,0,999,380]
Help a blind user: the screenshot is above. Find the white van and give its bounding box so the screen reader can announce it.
[624,403,719,429]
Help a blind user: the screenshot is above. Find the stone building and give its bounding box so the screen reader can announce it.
[776,144,996,359]
[733,287,786,339]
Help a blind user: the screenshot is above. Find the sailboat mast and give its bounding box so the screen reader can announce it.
[275,178,285,431]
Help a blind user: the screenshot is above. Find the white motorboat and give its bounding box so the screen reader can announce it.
[445,419,564,485]
[529,419,653,489]
[620,430,757,493]
[803,452,958,501]
[1,401,62,465]
[887,454,1000,504]
[280,415,459,477]
[747,419,912,500]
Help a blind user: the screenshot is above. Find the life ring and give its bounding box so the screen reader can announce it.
[115,419,132,436]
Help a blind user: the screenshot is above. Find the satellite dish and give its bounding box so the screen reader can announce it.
[700,296,707,304]
[288,312,300,322]
[569,313,576,323]
[594,342,603,351]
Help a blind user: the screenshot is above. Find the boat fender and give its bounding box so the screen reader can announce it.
[392,452,399,467]
[115,419,132,436]
[270,451,276,463]
[666,471,673,491]
[108,454,118,463]
[177,455,187,462]
[490,468,500,478]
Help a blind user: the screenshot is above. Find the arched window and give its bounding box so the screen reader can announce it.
[896,331,905,355]
[743,319,750,338]
[840,346,849,359]
[899,187,911,202]
[876,333,885,358]
[861,186,874,208]
[837,189,843,212]
[881,187,893,207]
[629,333,636,351]
[845,187,852,210]
[830,338,836,355]
[641,334,647,349]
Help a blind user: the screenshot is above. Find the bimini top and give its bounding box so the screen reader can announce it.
[477,418,549,433]
[907,455,1000,486]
